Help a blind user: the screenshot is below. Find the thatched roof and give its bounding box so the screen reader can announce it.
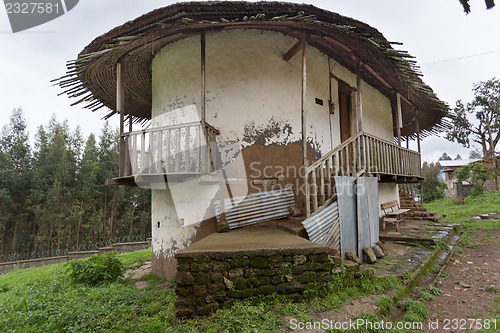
[55,1,449,138]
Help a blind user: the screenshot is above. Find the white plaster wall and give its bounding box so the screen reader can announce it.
[378,183,400,217]
[152,29,394,159]
[152,36,201,126]
[150,29,398,267]
[361,81,393,142]
[151,186,198,261]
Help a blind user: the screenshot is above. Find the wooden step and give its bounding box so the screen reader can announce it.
[278,217,308,239]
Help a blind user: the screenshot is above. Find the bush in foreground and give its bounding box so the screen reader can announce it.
[66,252,124,285]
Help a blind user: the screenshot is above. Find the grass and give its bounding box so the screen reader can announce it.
[426,191,500,248]
[0,251,405,332]
[0,250,173,332]
[425,191,500,224]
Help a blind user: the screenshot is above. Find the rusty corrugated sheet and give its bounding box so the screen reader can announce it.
[301,201,340,249]
[215,186,294,229]
[336,176,357,259]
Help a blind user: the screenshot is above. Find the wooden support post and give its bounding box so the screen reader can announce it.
[283,39,303,62]
[356,59,363,133]
[117,62,125,177]
[396,93,402,147]
[415,109,421,153]
[301,35,309,216]
[201,32,208,173]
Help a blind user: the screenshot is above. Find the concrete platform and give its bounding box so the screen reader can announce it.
[179,228,325,257]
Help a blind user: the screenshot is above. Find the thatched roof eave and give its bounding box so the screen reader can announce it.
[55,1,449,137]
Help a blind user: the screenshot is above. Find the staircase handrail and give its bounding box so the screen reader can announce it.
[307,131,364,173]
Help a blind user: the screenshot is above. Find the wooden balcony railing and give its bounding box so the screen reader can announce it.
[119,122,219,177]
[305,132,421,216]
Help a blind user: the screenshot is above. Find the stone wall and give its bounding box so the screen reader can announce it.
[174,249,332,317]
[0,256,68,275]
[0,240,151,275]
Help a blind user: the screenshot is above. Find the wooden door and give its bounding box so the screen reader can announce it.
[338,90,352,175]
[339,90,351,143]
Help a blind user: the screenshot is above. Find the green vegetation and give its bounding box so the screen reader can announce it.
[425,191,500,223]
[375,297,394,316]
[421,162,446,203]
[66,252,124,285]
[446,78,500,160]
[0,108,150,258]
[419,284,442,302]
[455,161,497,196]
[0,250,171,332]
[401,300,428,323]
[0,250,403,332]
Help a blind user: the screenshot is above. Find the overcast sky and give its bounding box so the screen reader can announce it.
[1,0,499,162]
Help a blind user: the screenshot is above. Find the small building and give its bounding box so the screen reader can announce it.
[58,1,448,279]
[439,159,478,197]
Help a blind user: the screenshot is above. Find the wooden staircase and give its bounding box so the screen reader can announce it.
[399,187,442,221]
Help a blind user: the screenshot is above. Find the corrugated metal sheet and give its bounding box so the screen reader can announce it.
[366,177,380,247]
[356,177,380,260]
[215,186,294,229]
[336,176,357,259]
[301,201,340,248]
[357,177,371,261]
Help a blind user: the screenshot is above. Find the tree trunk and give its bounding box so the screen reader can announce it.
[56,218,62,252]
[11,220,18,254]
[76,184,85,248]
[128,203,136,238]
[66,223,71,249]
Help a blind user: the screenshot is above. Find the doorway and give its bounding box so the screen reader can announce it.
[338,89,352,143]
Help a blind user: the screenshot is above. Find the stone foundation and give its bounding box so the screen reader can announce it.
[175,246,331,317]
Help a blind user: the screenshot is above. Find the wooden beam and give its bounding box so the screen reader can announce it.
[363,63,392,90]
[356,59,363,133]
[117,62,125,177]
[415,108,421,153]
[201,32,208,173]
[283,39,303,62]
[201,32,206,128]
[301,35,309,216]
[398,92,413,106]
[396,93,402,146]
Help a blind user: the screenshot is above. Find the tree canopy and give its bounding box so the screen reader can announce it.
[446,78,500,159]
[0,108,151,257]
[459,0,496,13]
[438,153,453,161]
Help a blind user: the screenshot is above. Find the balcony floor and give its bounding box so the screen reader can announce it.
[107,173,204,187]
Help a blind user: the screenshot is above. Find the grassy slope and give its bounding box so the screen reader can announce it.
[3,193,499,332]
[0,249,175,332]
[425,191,500,223]
[0,248,403,332]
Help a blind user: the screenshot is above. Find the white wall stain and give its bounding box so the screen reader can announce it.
[150,28,397,263]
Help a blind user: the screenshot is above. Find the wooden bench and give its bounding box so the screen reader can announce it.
[381,200,410,232]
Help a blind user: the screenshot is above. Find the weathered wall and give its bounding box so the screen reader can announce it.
[361,80,393,142]
[150,29,397,278]
[152,29,394,167]
[174,248,331,317]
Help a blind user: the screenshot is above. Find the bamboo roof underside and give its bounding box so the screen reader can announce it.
[54,1,450,138]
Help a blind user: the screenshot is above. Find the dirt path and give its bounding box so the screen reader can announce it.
[421,230,500,332]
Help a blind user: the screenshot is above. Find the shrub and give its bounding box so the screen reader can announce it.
[66,252,124,285]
